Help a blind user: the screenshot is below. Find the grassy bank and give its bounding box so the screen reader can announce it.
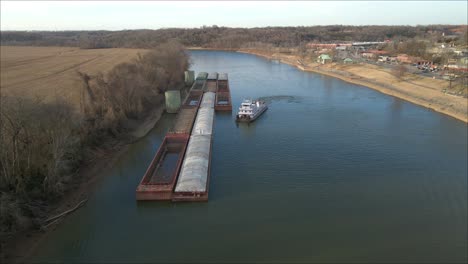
[0,42,190,262]
[232,48,467,123]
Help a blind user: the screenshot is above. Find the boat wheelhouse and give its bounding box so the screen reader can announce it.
[236,99,268,122]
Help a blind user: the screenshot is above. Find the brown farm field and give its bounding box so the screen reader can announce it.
[1,46,148,107]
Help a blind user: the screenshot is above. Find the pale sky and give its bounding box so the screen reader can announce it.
[1,1,467,31]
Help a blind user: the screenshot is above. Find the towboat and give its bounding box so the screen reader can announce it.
[236,99,268,122]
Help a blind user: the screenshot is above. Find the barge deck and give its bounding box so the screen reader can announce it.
[215,73,232,111]
[173,92,215,202]
[136,72,230,202]
[136,134,189,200]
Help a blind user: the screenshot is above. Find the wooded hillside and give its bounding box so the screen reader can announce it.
[2,25,466,49]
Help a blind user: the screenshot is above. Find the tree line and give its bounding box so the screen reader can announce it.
[1,25,465,49]
[0,41,189,246]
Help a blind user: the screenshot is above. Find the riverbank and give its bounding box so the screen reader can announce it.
[233,48,467,123]
[1,101,168,263]
[188,47,467,123]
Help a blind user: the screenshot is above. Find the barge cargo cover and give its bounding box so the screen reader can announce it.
[137,71,231,202]
[173,91,215,201]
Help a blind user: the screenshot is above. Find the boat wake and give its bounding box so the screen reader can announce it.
[257,95,302,104]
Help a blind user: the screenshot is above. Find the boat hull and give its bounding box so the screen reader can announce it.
[236,105,268,123]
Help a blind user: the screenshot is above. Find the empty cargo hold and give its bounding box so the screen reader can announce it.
[215,91,232,111]
[206,73,218,93]
[214,73,232,111]
[217,73,229,92]
[136,134,189,200]
[183,90,203,107]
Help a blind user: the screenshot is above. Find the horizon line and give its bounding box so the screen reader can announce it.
[2,24,467,32]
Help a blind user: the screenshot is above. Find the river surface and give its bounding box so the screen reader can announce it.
[30,51,467,263]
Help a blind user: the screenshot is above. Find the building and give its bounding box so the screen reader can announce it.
[378,56,389,62]
[397,54,420,64]
[307,43,352,49]
[318,49,332,54]
[361,50,389,59]
[454,49,468,57]
[460,57,468,66]
[317,54,332,64]
[343,58,353,64]
[352,41,386,46]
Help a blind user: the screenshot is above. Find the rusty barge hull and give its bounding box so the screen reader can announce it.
[206,80,218,93]
[136,134,189,200]
[215,91,232,111]
[215,74,232,111]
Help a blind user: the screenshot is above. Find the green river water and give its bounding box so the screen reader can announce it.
[30,51,467,263]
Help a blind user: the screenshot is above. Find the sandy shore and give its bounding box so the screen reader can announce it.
[233,49,467,123]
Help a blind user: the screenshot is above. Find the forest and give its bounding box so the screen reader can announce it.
[0,42,190,243]
[2,25,465,49]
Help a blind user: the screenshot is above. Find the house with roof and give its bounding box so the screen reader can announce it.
[343,58,354,64]
[317,54,332,64]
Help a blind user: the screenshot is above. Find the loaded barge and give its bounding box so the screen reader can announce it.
[172,92,215,201]
[136,72,231,202]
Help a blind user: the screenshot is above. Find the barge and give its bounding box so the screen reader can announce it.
[172,92,215,202]
[137,71,231,202]
[182,90,203,108]
[192,72,208,91]
[206,72,218,93]
[136,134,189,200]
[215,73,232,111]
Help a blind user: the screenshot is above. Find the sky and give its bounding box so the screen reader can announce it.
[1,1,467,31]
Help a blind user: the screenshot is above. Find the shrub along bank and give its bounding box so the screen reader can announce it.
[0,41,190,247]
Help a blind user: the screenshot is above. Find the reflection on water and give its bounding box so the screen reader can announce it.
[30,50,467,263]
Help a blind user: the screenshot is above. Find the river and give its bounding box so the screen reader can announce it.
[30,51,467,263]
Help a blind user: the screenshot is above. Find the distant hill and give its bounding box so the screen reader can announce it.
[1,25,466,49]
